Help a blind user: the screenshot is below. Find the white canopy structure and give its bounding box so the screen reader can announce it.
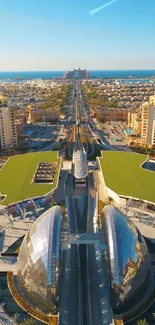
[73,150,88,179]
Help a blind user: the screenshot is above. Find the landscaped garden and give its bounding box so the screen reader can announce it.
[0,152,60,205]
[100,151,155,203]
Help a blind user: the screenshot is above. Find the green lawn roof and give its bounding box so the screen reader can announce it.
[0,152,60,205]
[100,151,155,203]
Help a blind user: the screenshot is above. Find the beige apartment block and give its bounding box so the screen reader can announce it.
[128,111,142,136]
[128,111,132,127]
[29,108,59,123]
[141,102,155,147]
[0,107,18,149]
[134,118,142,136]
[96,108,128,122]
[149,95,155,106]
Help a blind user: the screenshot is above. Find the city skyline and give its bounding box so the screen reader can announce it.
[0,0,155,71]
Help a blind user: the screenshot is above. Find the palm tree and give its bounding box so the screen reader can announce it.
[102,197,114,209]
[152,312,155,319]
[136,319,149,325]
[107,196,114,205]
[20,318,36,325]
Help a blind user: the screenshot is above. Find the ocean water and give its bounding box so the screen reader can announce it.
[89,70,155,79]
[0,71,64,81]
[0,70,155,81]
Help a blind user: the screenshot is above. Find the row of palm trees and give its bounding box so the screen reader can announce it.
[39,84,72,114]
[136,311,155,324]
[82,84,119,113]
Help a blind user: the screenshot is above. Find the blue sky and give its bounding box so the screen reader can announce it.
[0,0,155,71]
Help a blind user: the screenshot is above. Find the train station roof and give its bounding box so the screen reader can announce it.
[73,150,88,179]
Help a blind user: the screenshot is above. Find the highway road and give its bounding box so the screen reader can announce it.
[77,85,114,151]
[78,81,112,152]
[36,79,113,154]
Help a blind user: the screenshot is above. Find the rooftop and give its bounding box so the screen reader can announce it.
[0,152,60,206]
[73,150,88,179]
[100,151,155,203]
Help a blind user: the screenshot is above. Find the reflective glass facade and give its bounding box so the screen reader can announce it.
[17,202,152,318]
[102,205,152,312]
[17,206,62,313]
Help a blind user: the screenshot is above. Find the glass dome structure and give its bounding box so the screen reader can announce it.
[17,205,62,313]
[102,205,152,314]
[16,203,152,319]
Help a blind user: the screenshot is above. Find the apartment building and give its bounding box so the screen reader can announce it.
[0,107,18,149]
[128,111,142,136]
[149,95,155,106]
[29,108,59,123]
[141,102,155,147]
[96,107,128,122]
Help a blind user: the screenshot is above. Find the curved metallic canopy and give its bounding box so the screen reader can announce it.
[73,150,88,179]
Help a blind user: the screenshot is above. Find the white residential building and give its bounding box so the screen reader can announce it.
[0,107,18,149]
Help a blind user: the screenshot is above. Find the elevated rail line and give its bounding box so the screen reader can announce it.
[63,172,83,325]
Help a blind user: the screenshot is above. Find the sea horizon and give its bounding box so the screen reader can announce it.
[0,69,155,72]
[0,69,155,81]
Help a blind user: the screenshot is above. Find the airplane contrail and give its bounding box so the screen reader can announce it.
[89,0,119,15]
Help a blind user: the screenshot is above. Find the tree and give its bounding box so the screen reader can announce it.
[102,201,108,209]
[136,319,149,325]
[48,194,57,208]
[107,196,114,205]
[60,200,66,210]
[102,197,114,208]
[20,318,36,325]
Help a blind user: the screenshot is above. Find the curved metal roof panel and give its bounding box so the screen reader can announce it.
[73,150,88,179]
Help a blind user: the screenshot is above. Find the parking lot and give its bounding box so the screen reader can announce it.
[100,121,130,147]
[21,124,62,151]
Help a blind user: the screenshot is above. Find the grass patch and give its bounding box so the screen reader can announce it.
[0,152,60,205]
[100,151,155,203]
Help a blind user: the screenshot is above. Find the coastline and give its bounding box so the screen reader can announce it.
[0,70,155,81]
